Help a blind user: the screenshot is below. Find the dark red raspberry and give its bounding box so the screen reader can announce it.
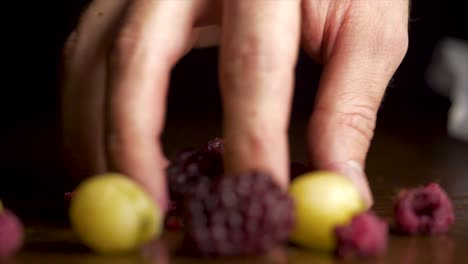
[334,212,388,258]
[182,171,294,256]
[168,201,178,213]
[165,215,184,231]
[64,192,73,204]
[166,138,224,203]
[164,200,184,231]
[393,183,455,235]
[0,210,24,259]
[290,161,310,180]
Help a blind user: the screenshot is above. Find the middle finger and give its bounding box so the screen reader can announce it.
[220,0,301,188]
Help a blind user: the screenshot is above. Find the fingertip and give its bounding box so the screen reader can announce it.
[325,160,374,208]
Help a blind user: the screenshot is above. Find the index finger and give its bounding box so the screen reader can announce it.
[106,0,204,209]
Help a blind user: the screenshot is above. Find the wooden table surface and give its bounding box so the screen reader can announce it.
[3,115,468,264]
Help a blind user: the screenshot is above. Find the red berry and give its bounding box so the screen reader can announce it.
[168,201,178,213]
[334,212,388,258]
[393,183,455,235]
[0,210,24,259]
[64,192,73,204]
[165,215,184,231]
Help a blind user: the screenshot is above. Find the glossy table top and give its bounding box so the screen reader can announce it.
[3,115,468,264]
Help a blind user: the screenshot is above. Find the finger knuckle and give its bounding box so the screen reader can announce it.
[370,3,410,61]
[63,31,79,64]
[336,105,377,143]
[314,100,378,143]
[228,37,293,73]
[62,0,102,65]
[112,25,179,67]
[378,24,409,61]
[238,42,275,72]
[112,27,143,65]
[348,2,410,66]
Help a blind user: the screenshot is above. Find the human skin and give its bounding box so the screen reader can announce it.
[62,0,409,211]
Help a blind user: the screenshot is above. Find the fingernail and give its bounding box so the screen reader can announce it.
[346,160,364,174]
[328,160,374,208]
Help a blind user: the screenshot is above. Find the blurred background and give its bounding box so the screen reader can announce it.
[1,0,467,206]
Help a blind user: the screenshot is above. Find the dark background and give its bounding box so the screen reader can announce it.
[1,0,467,201]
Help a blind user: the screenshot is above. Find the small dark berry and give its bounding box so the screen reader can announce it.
[168,201,178,213]
[393,183,455,235]
[165,215,184,231]
[166,138,224,204]
[64,192,73,204]
[199,137,224,157]
[183,171,295,256]
[172,147,197,162]
[334,212,388,258]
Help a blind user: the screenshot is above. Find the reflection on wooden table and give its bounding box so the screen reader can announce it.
[10,229,461,264]
[4,117,468,264]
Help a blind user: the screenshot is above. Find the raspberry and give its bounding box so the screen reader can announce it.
[0,210,24,259]
[334,212,388,258]
[393,183,455,235]
[164,201,184,231]
[168,201,178,212]
[289,162,309,180]
[182,171,294,256]
[165,215,184,231]
[166,138,224,204]
[64,192,73,204]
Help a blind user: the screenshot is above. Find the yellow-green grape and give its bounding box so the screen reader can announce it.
[0,199,3,212]
[69,173,162,254]
[289,171,366,252]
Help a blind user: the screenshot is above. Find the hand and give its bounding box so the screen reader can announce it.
[62,0,409,211]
